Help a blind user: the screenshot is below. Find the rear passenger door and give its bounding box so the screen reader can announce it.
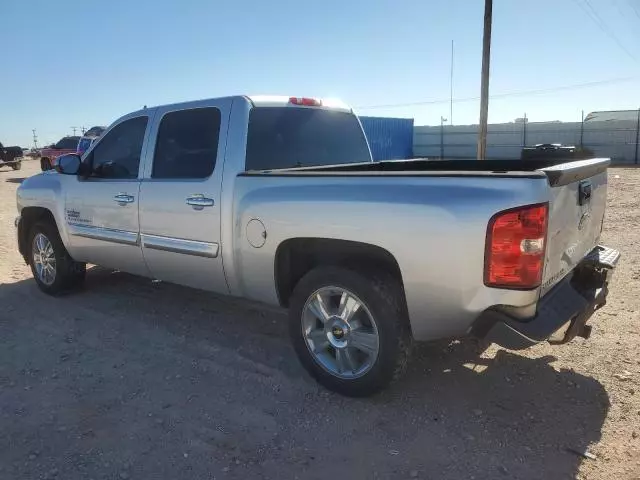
[138,101,230,293]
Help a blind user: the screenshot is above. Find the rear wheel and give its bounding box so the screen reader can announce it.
[28,221,86,295]
[40,158,51,171]
[289,266,412,397]
[11,161,21,170]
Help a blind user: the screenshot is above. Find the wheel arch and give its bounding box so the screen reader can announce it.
[274,237,405,308]
[18,207,58,263]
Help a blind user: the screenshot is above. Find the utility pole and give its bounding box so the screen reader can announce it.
[580,110,585,149]
[32,129,38,149]
[476,0,493,160]
[635,107,640,165]
[440,116,447,159]
[71,126,78,136]
[450,40,454,126]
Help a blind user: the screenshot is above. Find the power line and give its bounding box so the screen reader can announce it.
[627,0,640,20]
[614,0,640,38]
[571,0,638,62]
[355,76,640,109]
[614,0,627,17]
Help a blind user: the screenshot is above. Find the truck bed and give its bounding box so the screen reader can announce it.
[244,157,609,187]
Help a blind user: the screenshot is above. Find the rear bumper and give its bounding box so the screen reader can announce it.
[473,245,620,349]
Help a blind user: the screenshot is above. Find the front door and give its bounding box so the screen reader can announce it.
[138,102,229,293]
[64,114,153,276]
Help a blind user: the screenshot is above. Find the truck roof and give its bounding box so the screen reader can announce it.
[129,95,352,117]
[248,96,351,111]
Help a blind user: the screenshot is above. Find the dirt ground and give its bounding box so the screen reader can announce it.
[0,160,638,480]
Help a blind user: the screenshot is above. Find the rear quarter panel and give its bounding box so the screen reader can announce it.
[230,174,551,340]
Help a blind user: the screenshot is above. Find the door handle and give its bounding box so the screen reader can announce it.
[113,193,135,205]
[186,195,214,210]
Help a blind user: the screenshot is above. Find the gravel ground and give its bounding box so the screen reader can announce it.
[0,161,638,480]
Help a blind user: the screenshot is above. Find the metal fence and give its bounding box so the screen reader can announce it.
[413,109,640,164]
[359,116,414,161]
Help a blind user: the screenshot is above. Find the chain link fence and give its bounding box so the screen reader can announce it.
[413,109,640,164]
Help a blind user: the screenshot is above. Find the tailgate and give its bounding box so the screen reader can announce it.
[539,158,610,296]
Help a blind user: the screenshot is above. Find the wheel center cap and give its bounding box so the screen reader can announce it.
[332,325,345,339]
[327,317,350,348]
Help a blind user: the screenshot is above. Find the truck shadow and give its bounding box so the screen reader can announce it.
[4,177,27,183]
[0,267,609,480]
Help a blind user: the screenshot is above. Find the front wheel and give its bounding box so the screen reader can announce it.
[11,161,22,170]
[28,221,86,295]
[40,158,51,171]
[289,266,412,397]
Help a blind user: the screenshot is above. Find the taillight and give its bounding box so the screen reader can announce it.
[484,203,548,289]
[289,97,322,106]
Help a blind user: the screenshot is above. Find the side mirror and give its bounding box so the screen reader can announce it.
[55,154,81,175]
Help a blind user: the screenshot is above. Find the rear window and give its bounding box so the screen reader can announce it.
[245,107,371,171]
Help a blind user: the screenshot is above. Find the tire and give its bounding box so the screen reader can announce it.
[11,161,22,170]
[289,266,412,397]
[40,158,50,171]
[27,221,86,295]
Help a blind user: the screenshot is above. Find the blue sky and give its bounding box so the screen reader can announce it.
[1,0,639,146]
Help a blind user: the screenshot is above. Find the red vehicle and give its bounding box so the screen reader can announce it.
[39,136,80,171]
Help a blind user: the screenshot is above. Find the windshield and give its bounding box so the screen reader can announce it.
[245,107,371,171]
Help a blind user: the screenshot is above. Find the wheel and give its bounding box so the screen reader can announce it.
[40,158,50,171]
[289,266,412,397]
[28,221,86,295]
[11,161,22,170]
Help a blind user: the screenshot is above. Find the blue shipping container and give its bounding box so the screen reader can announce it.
[359,116,414,161]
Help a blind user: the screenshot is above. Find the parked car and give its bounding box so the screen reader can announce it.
[39,136,80,171]
[76,126,106,155]
[15,95,619,396]
[0,141,23,170]
[25,149,40,158]
[521,143,594,162]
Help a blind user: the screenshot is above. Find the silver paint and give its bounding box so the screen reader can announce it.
[68,223,139,246]
[15,94,611,342]
[141,234,219,258]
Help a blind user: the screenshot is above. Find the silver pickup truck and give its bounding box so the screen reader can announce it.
[15,95,620,396]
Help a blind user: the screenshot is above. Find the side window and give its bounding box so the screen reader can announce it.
[89,116,148,179]
[152,107,221,179]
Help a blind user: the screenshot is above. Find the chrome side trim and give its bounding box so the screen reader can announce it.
[68,223,139,246]
[141,234,219,258]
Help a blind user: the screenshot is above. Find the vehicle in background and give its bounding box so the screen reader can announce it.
[84,126,106,137]
[521,143,594,162]
[39,136,80,171]
[25,148,41,158]
[16,95,619,397]
[76,126,106,155]
[0,141,23,170]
